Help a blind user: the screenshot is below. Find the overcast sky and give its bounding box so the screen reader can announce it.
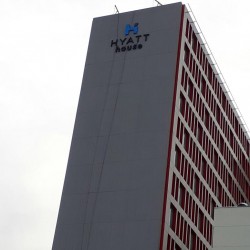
[1,1,250,249]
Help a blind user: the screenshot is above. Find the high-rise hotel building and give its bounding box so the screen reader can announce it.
[53,2,250,250]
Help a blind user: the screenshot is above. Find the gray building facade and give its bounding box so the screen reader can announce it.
[53,2,250,250]
[53,3,183,250]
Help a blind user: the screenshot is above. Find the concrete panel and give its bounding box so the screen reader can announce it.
[77,86,109,113]
[67,136,97,165]
[213,207,250,250]
[74,111,103,137]
[52,223,84,250]
[92,189,164,223]
[104,131,168,162]
[98,108,116,136]
[56,194,88,225]
[82,61,114,87]
[63,164,92,194]
[99,158,167,191]
[88,164,103,192]
[143,53,177,82]
[86,222,113,250]
[108,60,127,85]
[87,220,160,250]
[110,82,173,133]
[214,226,250,247]
[214,206,250,226]
[92,136,109,164]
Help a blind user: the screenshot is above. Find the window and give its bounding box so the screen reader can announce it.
[185,19,190,37]
[207,64,212,82]
[179,183,185,209]
[216,181,222,202]
[197,123,203,145]
[188,80,193,100]
[174,146,181,169]
[198,210,204,234]
[190,230,196,250]
[183,129,189,152]
[193,174,199,197]
[219,134,224,154]
[192,33,197,54]
[184,44,190,66]
[211,199,216,219]
[170,204,177,231]
[180,93,185,115]
[201,76,206,97]
[175,243,181,250]
[201,158,207,180]
[170,204,174,227]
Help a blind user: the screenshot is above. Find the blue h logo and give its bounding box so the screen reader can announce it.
[125,23,139,36]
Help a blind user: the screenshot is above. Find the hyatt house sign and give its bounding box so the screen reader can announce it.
[110,23,150,53]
